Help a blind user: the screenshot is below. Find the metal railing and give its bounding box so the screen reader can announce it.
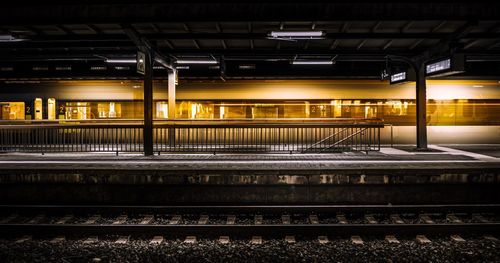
[0,123,144,153]
[0,119,383,154]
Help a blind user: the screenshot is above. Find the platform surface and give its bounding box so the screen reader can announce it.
[0,144,498,171]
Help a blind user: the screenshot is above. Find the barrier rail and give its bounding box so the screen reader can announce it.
[0,119,383,154]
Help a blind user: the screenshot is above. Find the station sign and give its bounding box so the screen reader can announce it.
[136,51,146,75]
[425,54,465,77]
[390,70,415,85]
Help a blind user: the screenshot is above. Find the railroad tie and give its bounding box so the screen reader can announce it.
[282,215,291,224]
[390,214,405,224]
[450,235,466,242]
[55,214,74,224]
[385,235,400,244]
[446,214,463,224]
[419,214,435,224]
[251,236,263,245]
[309,215,319,224]
[483,235,498,241]
[416,235,432,244]
[254,215,263,225]
[337,215,348,224]
[472,214,489,223]
[83,215,101,225]
[50,236,66,243]
[184,236,197,244]
[0,214,18,224]
[351,235,364,245]
[365,214,378,224]
[27,214,45,224]
[149,236,164,245]
[285,235,296,244]
[112,215,128,225]
[219,236,230,244]
[140,215,154,225]
[169,215,181,225]
[198,215,209,225]
[15,235,32,243]
[226,215,236,225]
[318,236,329,244]
[83,236,98,244]
[115,236,130,244]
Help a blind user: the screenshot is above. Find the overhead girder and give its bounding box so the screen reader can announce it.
[1,2,500,25]
[4,32,500,43]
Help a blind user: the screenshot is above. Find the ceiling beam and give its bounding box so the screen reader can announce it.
[2,2,500,25]
[14,32,500,42]
[121,24,174,70]
[357,39,367,50]
[383,40,393,50]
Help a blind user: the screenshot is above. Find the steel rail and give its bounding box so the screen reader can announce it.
[1,204,499,215]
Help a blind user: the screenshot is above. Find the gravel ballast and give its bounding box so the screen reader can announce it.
[0,236,498,263]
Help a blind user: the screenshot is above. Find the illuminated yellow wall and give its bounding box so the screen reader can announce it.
[1,79,498,101]
[173,80,500,100]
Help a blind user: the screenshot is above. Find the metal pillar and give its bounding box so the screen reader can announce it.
[167,69,176,147]
[143,50,154,156]
[415,64,428,150]
[168,69,176,120]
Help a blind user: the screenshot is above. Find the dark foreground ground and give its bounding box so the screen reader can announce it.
[0,235,498,263]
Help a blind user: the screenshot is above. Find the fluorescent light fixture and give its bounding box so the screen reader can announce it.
[175,59,218,64]
[291,60,333,65]
[0,34,26,42]
[239,64,256,69]
[176,66,190,70]
[106,58,137,64]
[269,31,324,38]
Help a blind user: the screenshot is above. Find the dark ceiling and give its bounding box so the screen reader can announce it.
[0,1,500,79]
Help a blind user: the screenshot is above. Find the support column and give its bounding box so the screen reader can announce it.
[143,50,154,156]
[415,64,428,150]
[167,69,176,148]
[168,69,176,120]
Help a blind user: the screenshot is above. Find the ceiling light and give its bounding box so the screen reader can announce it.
[239,64,256,69]
[0,34,27,42]
[175,59,218,64]
[106,58,137,64]
[269,31,325,38]
[291,60,334,65]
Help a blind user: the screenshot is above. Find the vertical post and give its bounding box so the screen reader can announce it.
[168,69,177,120]
[143,49,154,156]
[415,64,428,150]
[167,69,177,148]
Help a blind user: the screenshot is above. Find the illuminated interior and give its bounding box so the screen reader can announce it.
[0,102,25,120]
[0,79,498,125]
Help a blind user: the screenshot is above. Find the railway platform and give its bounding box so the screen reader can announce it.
[0,144,498,205]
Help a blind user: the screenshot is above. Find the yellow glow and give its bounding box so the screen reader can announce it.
[428,85,476,100]
[220,105,225,119]
[0,102,25,120]
[34,98,43,120]
[191,103,197,119]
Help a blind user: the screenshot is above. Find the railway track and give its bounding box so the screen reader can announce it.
[0,204,499,238]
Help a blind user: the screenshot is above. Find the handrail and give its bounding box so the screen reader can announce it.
[0,122,384,130]
[0,118,384,125]
[301,128,350,152]
[319,128,368,152]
